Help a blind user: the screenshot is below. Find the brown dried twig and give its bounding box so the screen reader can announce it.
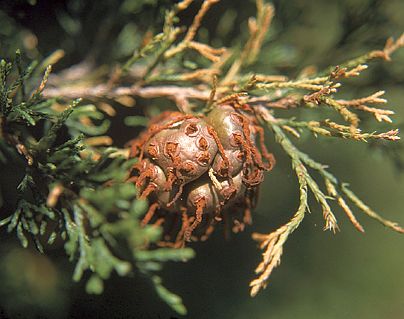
[249,105,404,296]
[223,0,274,83]
[164,0,223,59]
[336,91,395,123]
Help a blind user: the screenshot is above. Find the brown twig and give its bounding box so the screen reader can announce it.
[43,84,210,102]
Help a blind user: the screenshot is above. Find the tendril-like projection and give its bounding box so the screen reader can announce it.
[128,100,275,247]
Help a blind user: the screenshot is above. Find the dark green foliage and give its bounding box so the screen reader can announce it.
[0,55,193,315]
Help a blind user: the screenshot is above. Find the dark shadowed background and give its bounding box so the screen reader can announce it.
[1,0,404,318]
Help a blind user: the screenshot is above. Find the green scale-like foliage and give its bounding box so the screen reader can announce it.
[0,55,193,315]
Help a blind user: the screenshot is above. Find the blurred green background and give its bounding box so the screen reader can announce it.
[1,0,404,318]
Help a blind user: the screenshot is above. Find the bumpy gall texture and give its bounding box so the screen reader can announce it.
[128,102,275,247]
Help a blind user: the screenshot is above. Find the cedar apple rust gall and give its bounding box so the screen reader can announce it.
[127,101,275,247]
